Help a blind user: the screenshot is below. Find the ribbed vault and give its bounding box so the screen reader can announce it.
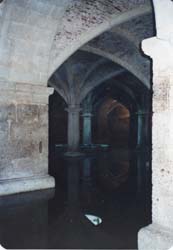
[0,0,152,84]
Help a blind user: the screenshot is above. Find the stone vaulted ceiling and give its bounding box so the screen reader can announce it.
[0,0,152,85]
[49,5,154,104]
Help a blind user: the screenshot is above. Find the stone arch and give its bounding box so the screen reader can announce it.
[0,1,151,85]
[79,60,149,104]
[78,23,153,88]
[48,1,152,80]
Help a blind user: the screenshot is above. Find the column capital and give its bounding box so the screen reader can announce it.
[135,111,149,116]
[65,104,81,113]
[142,37,173,73]
[82,112,93,118]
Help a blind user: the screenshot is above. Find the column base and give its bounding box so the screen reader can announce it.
[64,151,85,157]
[138,224,173,250]
[0,175,55,196]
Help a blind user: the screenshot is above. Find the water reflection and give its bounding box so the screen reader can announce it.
[0,189,54,249]
[0,149,151,249]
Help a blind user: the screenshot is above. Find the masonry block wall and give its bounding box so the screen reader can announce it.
[0,82,55,195]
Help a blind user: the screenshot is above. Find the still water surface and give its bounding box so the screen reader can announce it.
[0,149,151,249]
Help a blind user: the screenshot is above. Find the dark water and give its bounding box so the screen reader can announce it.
[0,148,151,249]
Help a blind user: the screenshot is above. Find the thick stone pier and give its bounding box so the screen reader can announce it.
[139,2,173,247]
[0,82,55,196]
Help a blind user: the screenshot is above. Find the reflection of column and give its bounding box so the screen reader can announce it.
[82,113,93,145]
[66,104,81,154]
[66,158,80,207]
[81,157,94,207]
[82,157,92,180]
[138,36,173,249]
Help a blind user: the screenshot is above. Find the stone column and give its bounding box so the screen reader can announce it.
[65,104,82,156]
[0,81,55,196]
[138,37,173,250]
[82,112,93,146]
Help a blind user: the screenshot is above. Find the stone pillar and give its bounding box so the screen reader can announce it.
[138,37,173,250]
[0,81,55,196]
[65,104,82,156]
[82,112,93,146]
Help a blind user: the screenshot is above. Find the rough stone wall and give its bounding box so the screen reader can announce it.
[0,104,48,179]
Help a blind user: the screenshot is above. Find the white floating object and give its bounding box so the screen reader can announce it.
[85,214,102,226]
[0,244,6,250]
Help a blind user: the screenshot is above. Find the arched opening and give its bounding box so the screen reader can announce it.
[47,45,152,248]
[95,98,130,148]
